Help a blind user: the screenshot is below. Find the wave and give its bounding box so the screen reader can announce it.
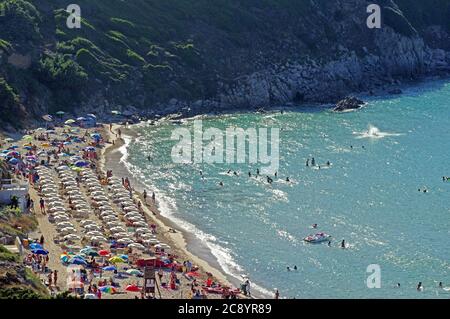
[353,125,403,139]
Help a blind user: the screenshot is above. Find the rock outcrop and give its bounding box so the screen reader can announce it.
[333,97,365,112]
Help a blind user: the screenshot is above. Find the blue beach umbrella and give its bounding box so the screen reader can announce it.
[74,161,89,167]
[31,249,49,255]
[8,158,19,165]
[102,266,117,272]
[70,258,88,266]
[29,243,43,250]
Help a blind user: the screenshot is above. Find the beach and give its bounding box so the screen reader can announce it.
[0,121,243,299]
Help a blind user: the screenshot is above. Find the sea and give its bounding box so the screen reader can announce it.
[120,79,450,298]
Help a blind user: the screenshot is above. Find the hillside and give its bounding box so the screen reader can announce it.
[0,0,449,128]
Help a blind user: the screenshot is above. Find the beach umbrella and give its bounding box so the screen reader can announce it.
[60,255,70,263]
[31,249,49,255]
[109,256,125,263]
[84,146,96,152]
[99,286,117,294]
[23,146,33,151]
[70,258,87,266]
[111,110,121,115]
[75,160,89,167]
[41,143,51,148]
[128,243,145,250]
[42,114,53,122]
[186,271,201,278]
[90,236,107,243]
[77,117,86,121]
[29,243,43,250]
[99,250,110,257]
[90,133,101,139]
[86,114,97,119]
[102,266,117,272]
[8,158,19,165]
[64,234,80,241]
[80,247,96,255]
[4,137,14,142]
[56,111,65,116]
[125,284,141,292]
[126,269,142,276]
[23,135,33,141]
[65,119,76,125]
[7,151,19,157]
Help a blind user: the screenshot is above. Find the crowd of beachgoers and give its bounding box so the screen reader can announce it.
[0,119,244,299]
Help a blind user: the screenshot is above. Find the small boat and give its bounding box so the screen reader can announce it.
[304,232,331,243]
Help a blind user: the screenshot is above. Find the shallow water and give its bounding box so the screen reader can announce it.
[123,80,450,298]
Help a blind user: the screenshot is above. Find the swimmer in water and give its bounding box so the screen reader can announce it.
[227,170,231,174]
[417,282,423,291]
[350,145,353,149]
[233,171,238,176]
[312,224,318,229]
[311,158,316,166]
[248,172,252,177]
[274,171,277,177]
[439,282,443,289]
[328,241,331,247]
[293,265,297,271]
[267,176,273,184]
[199,171,203,176]
[396,283,401,288]
[326,161,331,166]
[256,168,260,176]
[306,159,309,167]
[287,267,291,272]
[219,181,224,187]
[286,177,290,182]
[147,155,152,161]
[341,239,346,249]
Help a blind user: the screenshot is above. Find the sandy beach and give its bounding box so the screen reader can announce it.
[1,122,242,299]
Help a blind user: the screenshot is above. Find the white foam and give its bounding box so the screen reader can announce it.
[353,124,403,139]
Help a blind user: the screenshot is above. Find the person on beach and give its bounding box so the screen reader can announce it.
[53,270,58,287]
[152,192,156,203]
[47,272,52,287]
[143,190,147,203]
[39,198,46,214]
[275,289,280,299]
[40,235,45,246]
[118,128,122,138]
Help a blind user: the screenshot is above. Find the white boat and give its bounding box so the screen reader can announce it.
[304,232,331,243]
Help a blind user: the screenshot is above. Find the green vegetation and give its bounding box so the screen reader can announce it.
[0,244,19,262]
[0,0,448,126]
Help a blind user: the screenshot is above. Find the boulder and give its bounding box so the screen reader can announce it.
[333,96,365,112]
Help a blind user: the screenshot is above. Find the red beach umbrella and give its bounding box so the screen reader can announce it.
[99,250,110,256]
[125,285,141,292]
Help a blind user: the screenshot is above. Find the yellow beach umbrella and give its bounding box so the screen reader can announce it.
[41,143,50,148]
[108,256,125,264]
[65,119,76,125]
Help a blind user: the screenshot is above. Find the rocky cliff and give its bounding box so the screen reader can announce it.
[0,0,449,127]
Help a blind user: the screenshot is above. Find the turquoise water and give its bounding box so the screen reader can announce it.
[123,80,450,298]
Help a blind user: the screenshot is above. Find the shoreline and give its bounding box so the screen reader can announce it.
[99,124,244,296]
